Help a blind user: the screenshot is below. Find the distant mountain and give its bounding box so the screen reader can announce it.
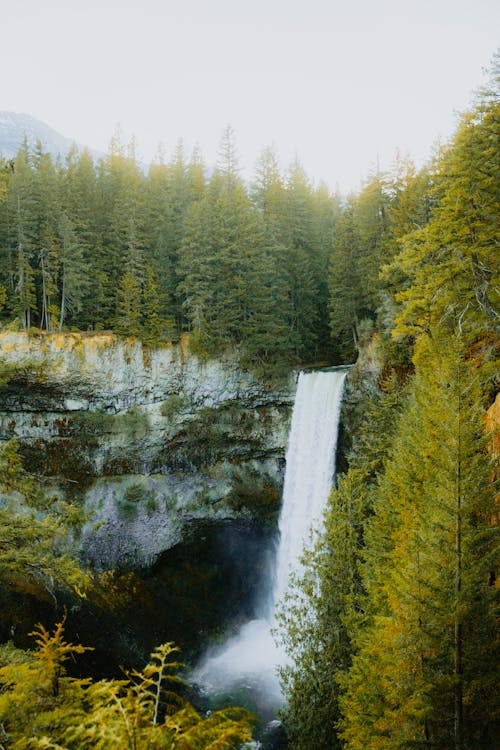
[0,112,105,162]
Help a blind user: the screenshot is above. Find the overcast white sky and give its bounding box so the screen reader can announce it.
[2,0,498,193]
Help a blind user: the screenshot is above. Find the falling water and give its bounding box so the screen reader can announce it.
[192,369,347,710]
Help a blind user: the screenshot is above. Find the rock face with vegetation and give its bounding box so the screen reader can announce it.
[0,331,294,568]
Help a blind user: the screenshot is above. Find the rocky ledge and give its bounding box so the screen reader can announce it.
[0,331,295,568]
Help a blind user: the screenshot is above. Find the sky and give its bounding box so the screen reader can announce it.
[1,0,499,193]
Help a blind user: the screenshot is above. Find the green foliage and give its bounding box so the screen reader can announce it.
[225,467,282,523]
[0,68,498,748]
[71,407,149,446]
[71,407,112,435]
[0,129,343,374]
[115,268,142,337]
[280,329,498,749]
[339,333,498,749]
[0,354,67,392]
[0,439,88,599]
[388,92,499,346]
[142,264,167,345]
[115,407,150,440]
[328,171,392,361]
[0,622,255,749]
[160,393,190,420]
[57,212,89,330]
[117,481,158,519]
[0,620,92,748]
[161,401,263,470]
[278,470,370,750]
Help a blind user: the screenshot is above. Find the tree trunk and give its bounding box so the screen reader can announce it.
[454,376,463,750]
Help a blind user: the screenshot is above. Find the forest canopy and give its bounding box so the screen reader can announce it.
[0,66,498,375]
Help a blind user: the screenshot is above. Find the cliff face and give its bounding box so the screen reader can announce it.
[0,332,294,568]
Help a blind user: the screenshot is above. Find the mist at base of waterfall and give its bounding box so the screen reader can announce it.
[191,617,288,715]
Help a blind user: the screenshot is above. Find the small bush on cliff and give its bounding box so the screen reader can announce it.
[160,393,189,420]
[72,407,113,436]
[226,468,282,523]
[163,402,263,471]
[0,356,58,390]
[117,482,158,519]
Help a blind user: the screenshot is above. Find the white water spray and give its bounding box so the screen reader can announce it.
[192,369,347,708]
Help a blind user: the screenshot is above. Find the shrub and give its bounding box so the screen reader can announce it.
[117,482,158,519]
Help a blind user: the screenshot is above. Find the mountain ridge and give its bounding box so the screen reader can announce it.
[0,111,105,162]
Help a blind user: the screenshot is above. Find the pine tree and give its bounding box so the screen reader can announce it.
[94,131,145,329]
[339,333,498,750]
[58,212,88,330]
[328,204,365,360]
[352,170,391,309]
[142,263,166,344]
[62,146,98,329]
[251,145,285,232]
[390,91,499,343]
[217,124,241,191]
[376,155,434,367]
[39,243,60,331]
[115,268,142,338]
[0,157,14,320]
[32,144,63,330]
[178,142,272,363]
[14,242,37,329]
[248,147,296,369]
[177,190,215,352]
[6,141,38,327]
[280,160,321,361]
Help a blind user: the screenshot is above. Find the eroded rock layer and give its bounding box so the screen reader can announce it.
[0,331,294,568]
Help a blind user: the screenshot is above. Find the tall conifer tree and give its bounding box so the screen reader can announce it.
[340,334,498,750]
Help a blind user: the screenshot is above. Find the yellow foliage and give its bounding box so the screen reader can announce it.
[0,623,255,749]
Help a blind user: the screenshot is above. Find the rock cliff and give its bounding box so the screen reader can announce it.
[0,331,294,568]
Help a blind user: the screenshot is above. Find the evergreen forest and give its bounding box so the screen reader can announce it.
[0,57,498,749]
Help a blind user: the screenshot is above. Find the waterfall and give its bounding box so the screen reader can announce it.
[272,369,347,609]
[192,369,347,710]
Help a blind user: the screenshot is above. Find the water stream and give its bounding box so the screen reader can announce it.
[192,369,347,710]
